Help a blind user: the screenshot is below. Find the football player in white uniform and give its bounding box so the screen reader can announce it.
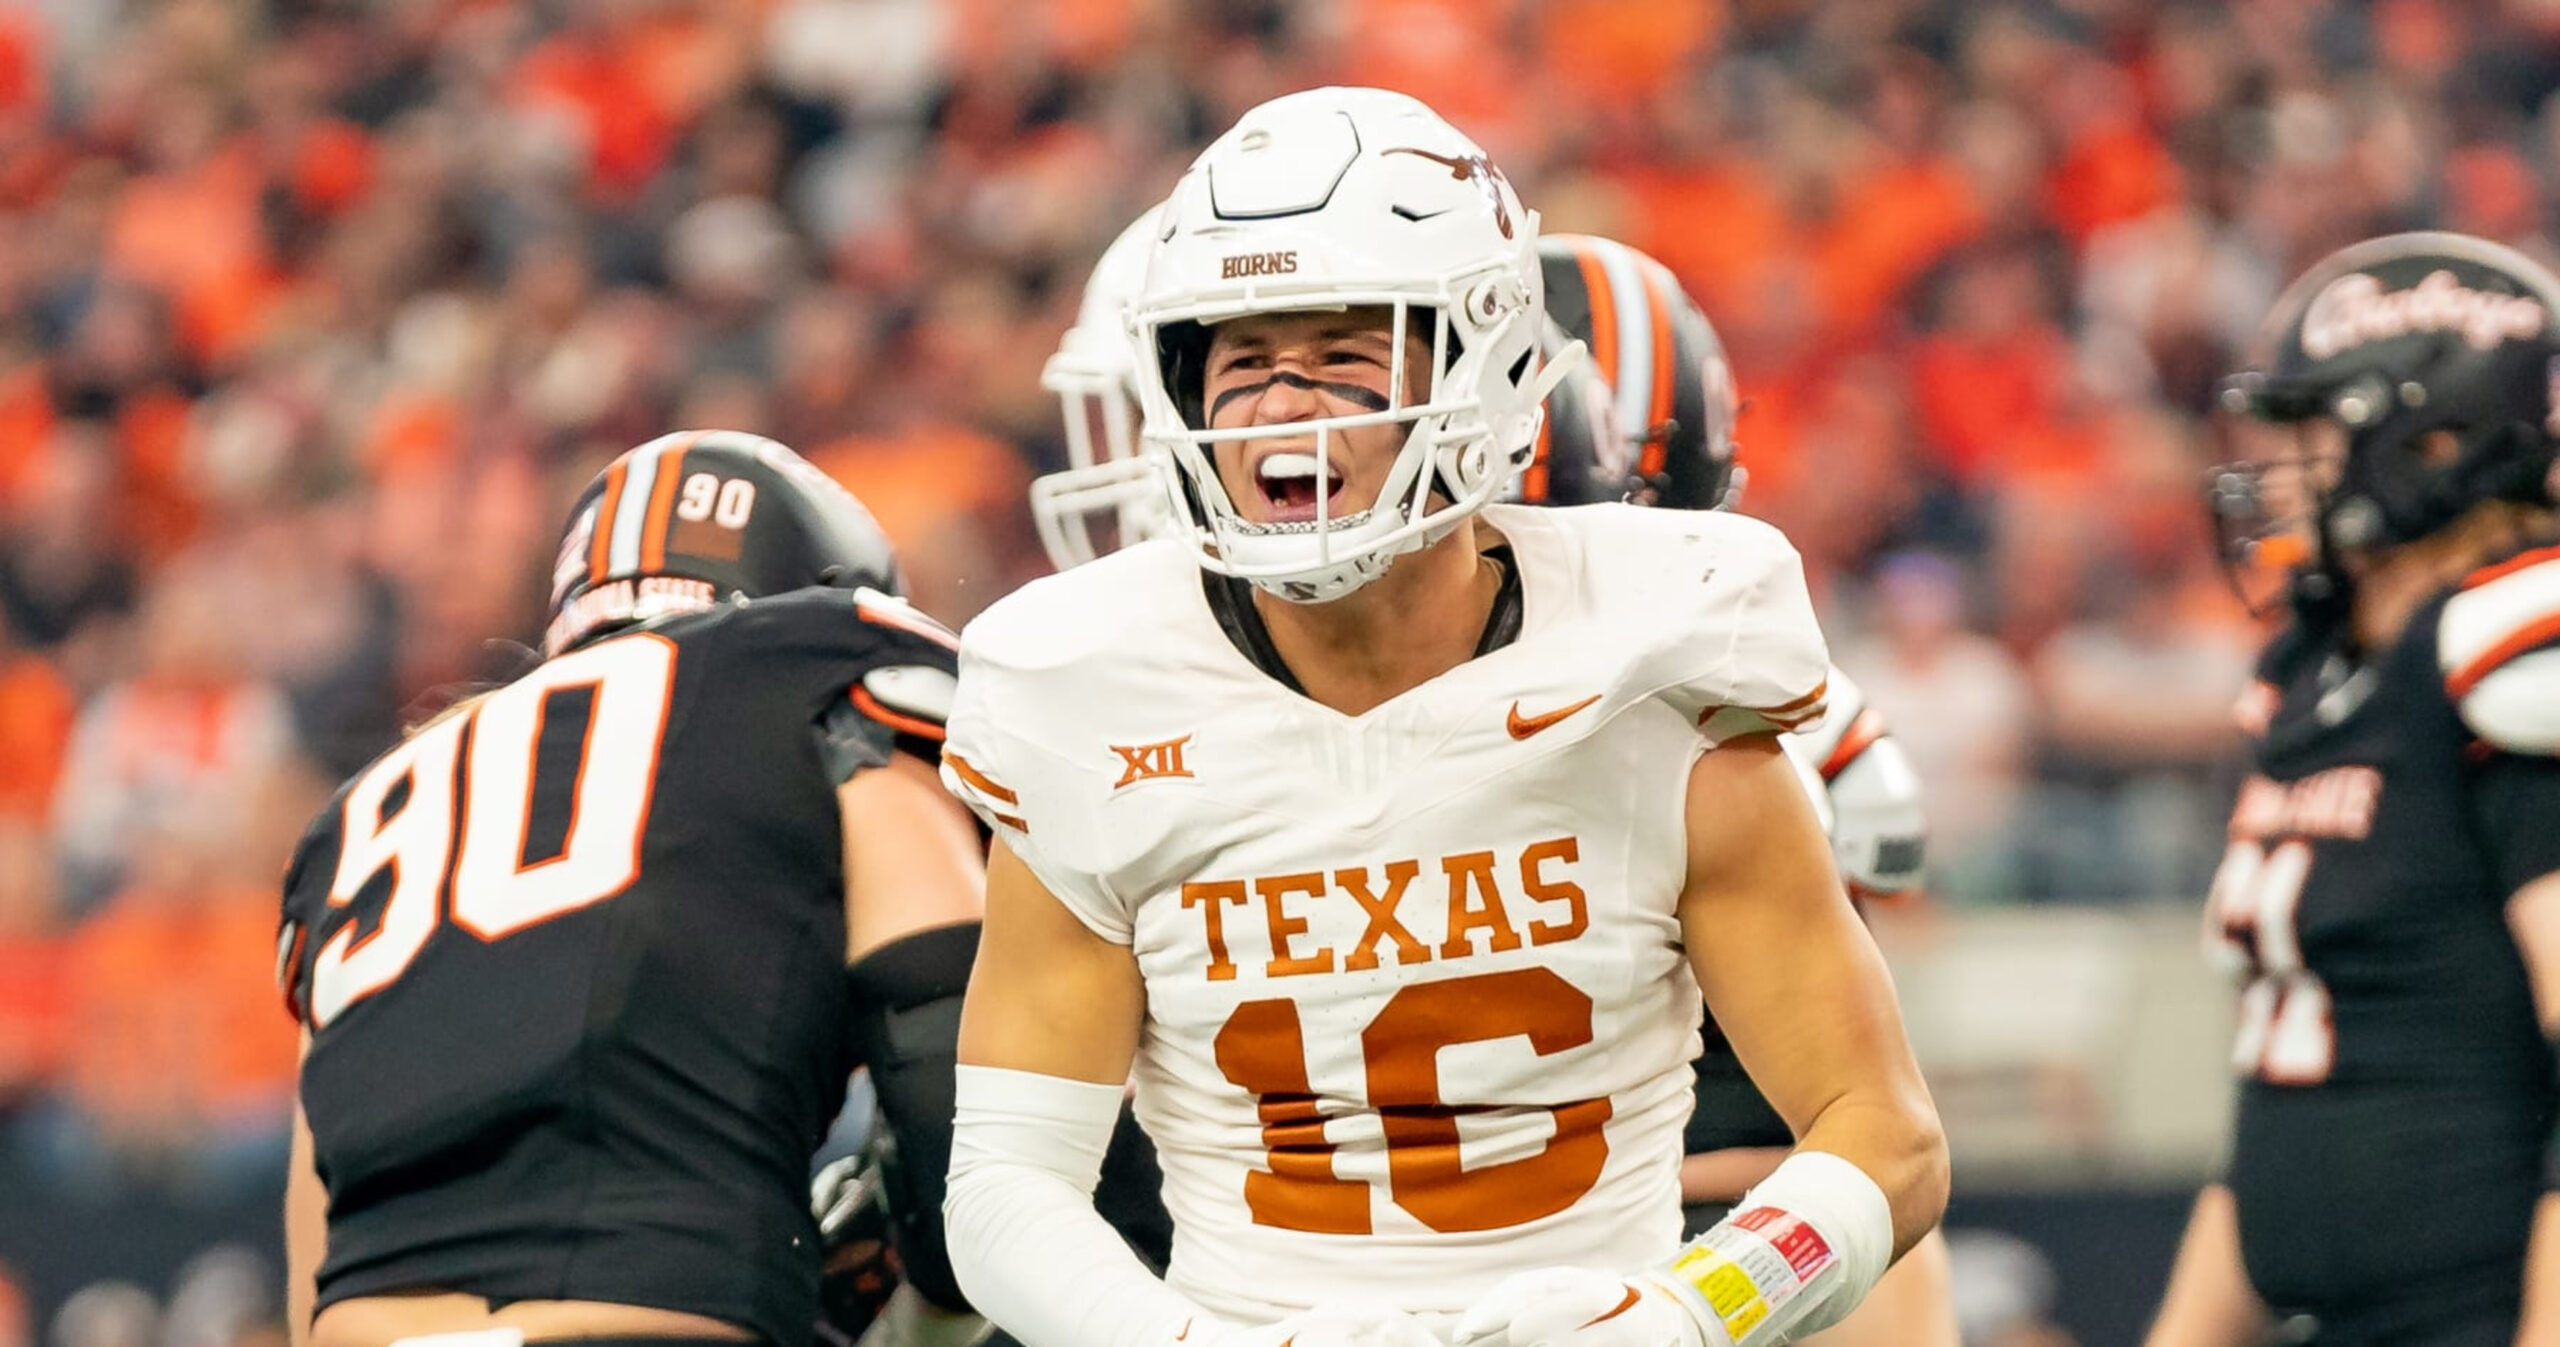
[943,88,1946,1347]
[1032,221,1950,1347]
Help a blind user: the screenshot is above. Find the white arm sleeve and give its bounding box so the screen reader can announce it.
[944,1065,1217,1347]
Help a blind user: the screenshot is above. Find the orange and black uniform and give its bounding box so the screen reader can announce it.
[279,590,958,1347]
[2218,580,2560,1347]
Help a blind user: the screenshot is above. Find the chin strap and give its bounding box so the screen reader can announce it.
[1530,338,1589,402]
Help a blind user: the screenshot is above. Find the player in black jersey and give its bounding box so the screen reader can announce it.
[1531,233,1952,1347]
[2145,234,2560,1347]
[278,431,987,1347]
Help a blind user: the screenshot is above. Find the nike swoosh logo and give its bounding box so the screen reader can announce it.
[1507,693,1602,740]
[1175,1322,1192,1343]
[1580,1285,1644,1328]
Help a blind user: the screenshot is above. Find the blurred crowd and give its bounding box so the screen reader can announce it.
[0,0,2557,1307]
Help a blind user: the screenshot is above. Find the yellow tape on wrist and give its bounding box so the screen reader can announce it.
[1662,1207,1837,1345]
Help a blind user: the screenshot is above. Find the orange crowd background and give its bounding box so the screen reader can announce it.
[0,0,2555,1330]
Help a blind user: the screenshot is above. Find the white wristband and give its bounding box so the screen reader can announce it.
[944,1065,1214,1347]
[1643,1151,1892,1346]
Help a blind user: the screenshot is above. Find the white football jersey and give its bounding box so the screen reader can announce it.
[942,503,1830,1323]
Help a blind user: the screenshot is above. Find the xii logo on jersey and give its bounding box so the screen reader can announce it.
[1111,734,1194,789]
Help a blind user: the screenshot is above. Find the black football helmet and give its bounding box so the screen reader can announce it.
[2210,232,2560,598]
[545,429,903,655]
[1537,234,1741,511]
[1509,319,1632,506]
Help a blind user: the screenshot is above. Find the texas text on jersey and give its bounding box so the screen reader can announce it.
[2210,549,2560,1317]
[942,502,1830,1322]
[278,435,965,1347]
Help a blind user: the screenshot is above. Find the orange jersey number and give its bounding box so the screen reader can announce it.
[1212,966,1613,1235]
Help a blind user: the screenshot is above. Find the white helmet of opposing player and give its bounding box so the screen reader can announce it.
[1129,86,1578,603]
[1034,205,1178,571]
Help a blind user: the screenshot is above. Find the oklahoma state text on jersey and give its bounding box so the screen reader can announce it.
[941,503,1829,1323]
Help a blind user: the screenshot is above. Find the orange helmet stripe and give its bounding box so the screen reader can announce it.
[637,434,696,572]
[1634,261,1678,477]
[1573,242,1620,403]
[588,459,629,584]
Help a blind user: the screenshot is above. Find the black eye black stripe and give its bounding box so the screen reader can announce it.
[1208,369,1394,421]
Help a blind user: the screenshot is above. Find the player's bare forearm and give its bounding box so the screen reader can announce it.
[839,752,985,965]
[1680,1145,1788,1204]
[2520,1193,2560,1347]
[2142,1185,2268,1347]
[955,838,1143,1084]
[1784,1090,1947,1259]
[2510,874,2560,1347]
[1677,736,1948,1257]
[286,1093,325,1347]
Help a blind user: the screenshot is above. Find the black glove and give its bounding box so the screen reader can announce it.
[813,1145,904,1347]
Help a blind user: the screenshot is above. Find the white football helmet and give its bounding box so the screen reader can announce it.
[1033,205,1177,571]
[1129,86,1581,603]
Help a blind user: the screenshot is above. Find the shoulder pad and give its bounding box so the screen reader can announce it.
[821,661,960,781]
[953,544,1186,677]
[1560,505,1829,742]
[846,586,960,653]
[727,585,961,656]
[2456,652,2560,752]
[2441,545,2560,750]
[855,663,956,734]
[1788,664,1876,778]
[1823,734,1927,896]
